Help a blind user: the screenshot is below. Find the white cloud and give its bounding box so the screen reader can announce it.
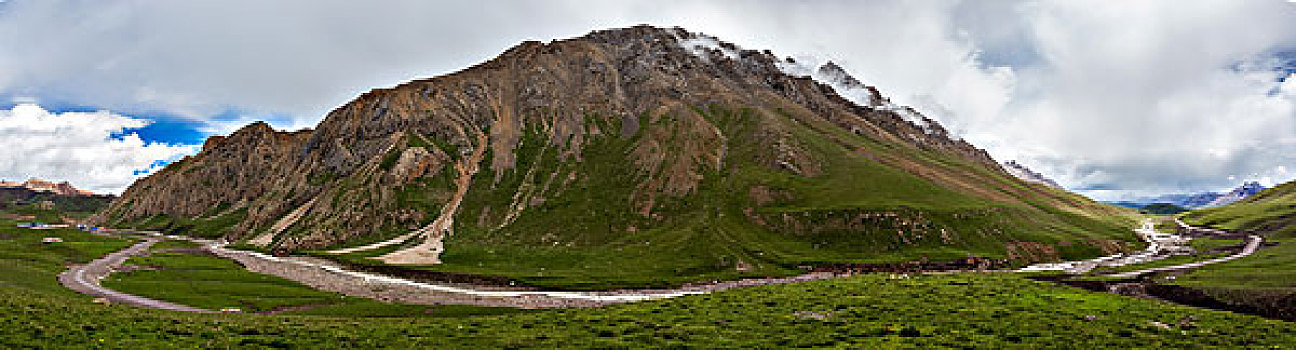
[0,104,198,194]
[0,0,1294,199]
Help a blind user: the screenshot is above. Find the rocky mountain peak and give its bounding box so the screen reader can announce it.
[816,61,862,87]
[1207,181,1268,207]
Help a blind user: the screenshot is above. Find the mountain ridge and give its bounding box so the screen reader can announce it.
[96,25,1134,288]
[1116,181,1268,209]
[0,178,97,196]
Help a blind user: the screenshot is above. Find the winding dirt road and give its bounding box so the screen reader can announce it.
[1019,219,1191,274]
[57,238,212,312]
[1102,220,1263,278]
[64,217,1180,311]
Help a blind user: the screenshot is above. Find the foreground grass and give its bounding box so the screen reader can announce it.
[103,245,529,317]
[3,220,1294,347]
[5,273,1296,348]
[0,220,135,296]
[1172,238,1296,291]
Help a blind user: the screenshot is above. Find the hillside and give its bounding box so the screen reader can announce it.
[1177,180,1296,318]
[96,26,1135,288]
[1182,180,1296,236]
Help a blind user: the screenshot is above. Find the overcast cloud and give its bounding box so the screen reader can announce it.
[0,0,1294,198]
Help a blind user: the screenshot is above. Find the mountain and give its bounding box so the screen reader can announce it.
[0,178,97,196]
[0,178,113,214]
[1205,181,1266,207]
[95,26,1134,288]
[1120,182,1267,209]
[1001,161,1063,190]
[1120,192,1221,209]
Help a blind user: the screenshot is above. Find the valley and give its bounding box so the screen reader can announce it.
[47,212,1273,316]
[2,11,1295,348]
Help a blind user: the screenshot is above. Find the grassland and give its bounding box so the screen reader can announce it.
[7,271,1296,348]
[1174,181,1296,313]
[1182,180,1296,236]
[103,242,530,317]
[0,218,136,296]
[1190,238,1245,252]
[5,218,1296,347]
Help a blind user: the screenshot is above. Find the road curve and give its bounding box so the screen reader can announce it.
[1103,220,1263,278]
[99,215,1168,311]
[1019,218,1189,274]
[57,238,212,312]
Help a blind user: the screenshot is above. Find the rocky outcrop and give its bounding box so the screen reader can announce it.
[1002,160,1063,190]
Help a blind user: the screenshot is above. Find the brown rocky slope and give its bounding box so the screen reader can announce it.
[96,26,1134,288]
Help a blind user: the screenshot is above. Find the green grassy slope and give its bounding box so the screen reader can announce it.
[1183,180,1296,236]
[317,106,1137,290]
[1176,181,1296,305]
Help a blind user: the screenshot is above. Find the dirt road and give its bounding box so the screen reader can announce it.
[1103,221,1263,278]
[72,217,1169,311]
[1018,219,1190,274]
[57,238,211,312]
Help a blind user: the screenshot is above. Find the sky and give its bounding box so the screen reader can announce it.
[0,1,1294,199]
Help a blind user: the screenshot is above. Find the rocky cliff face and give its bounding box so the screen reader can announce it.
[1002,161,1063,190]
[97,26,1132,277]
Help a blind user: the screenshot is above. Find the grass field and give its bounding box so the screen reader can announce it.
[0,219,136,296]
[1190,238,1245,252]
[1170,238,1296,291]
[1175,181,1296,309]
[103,243,531,317]
[4,218,1296,347]
[6,272,1296,348]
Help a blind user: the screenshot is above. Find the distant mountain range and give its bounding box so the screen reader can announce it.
[1001,161,1063,190]
[0,178,113,214]
[1111,181,1267,209]
[0,178,96,196]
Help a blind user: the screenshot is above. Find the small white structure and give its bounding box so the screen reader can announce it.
[219,308,243,313]
[41,237,63,243]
